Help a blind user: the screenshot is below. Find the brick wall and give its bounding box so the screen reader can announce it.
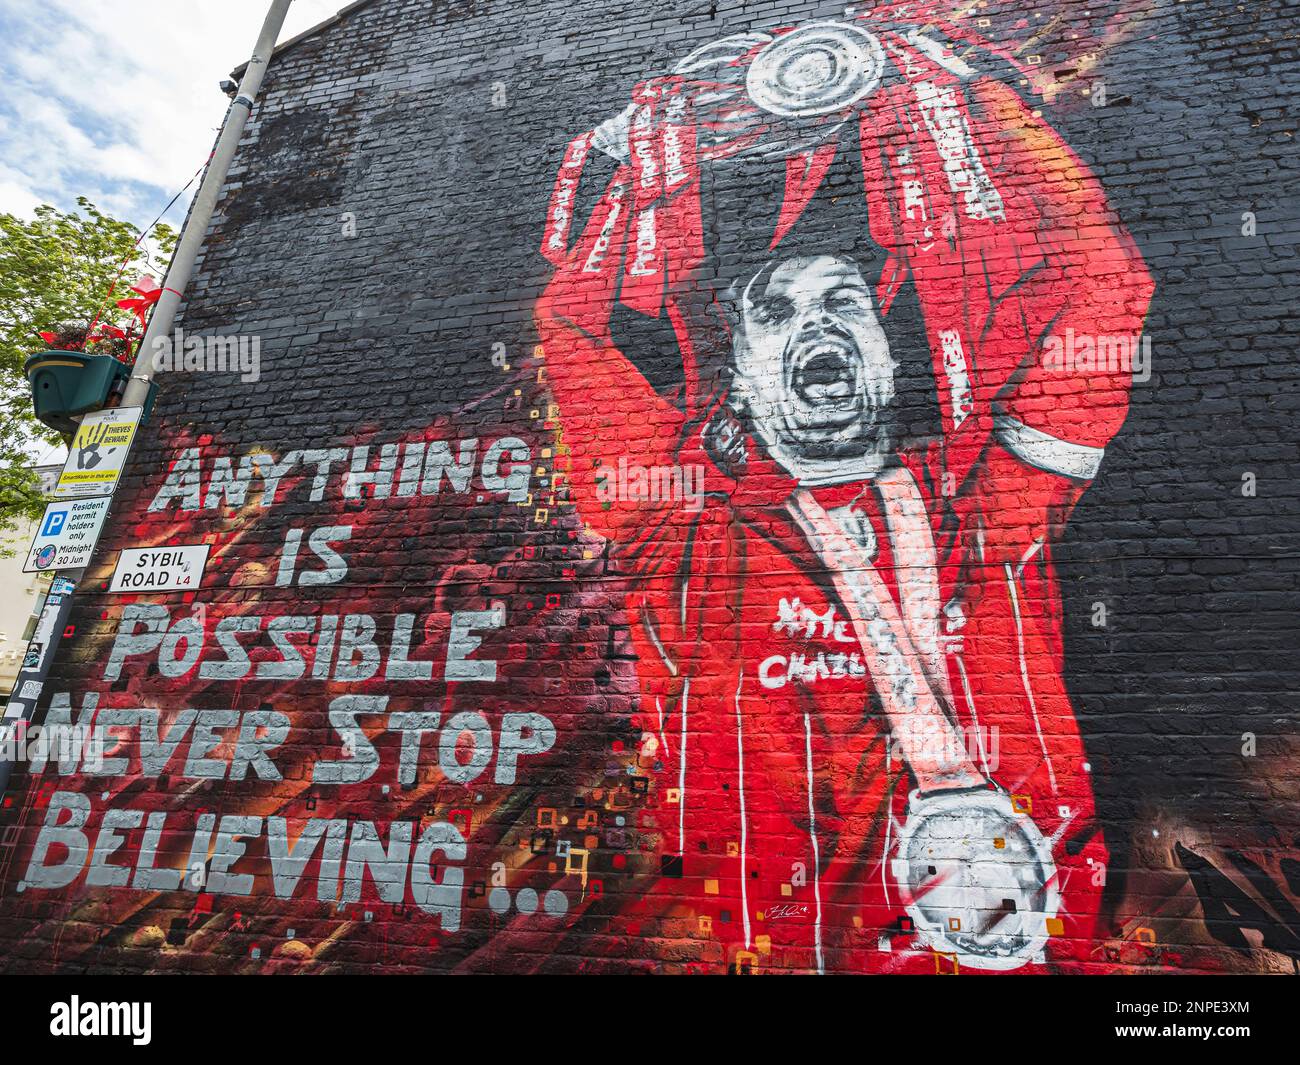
[1,0,1297,974]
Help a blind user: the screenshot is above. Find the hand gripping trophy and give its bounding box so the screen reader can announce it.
[537,6,1153,973]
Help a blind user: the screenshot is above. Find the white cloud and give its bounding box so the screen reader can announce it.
[0,178,42,218]
[0,0,344,228]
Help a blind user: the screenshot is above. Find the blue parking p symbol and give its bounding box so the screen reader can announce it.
[41,509,67,537]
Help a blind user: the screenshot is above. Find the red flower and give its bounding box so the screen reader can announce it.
[116,274,162,330]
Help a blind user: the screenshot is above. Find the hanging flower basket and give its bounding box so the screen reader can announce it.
[25,346,132,436]
[25,278,162,434]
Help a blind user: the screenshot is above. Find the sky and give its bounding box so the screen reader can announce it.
[0,0,343,227]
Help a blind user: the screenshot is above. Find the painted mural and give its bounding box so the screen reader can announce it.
[536,8,1155,973]
[0,1,1295,976]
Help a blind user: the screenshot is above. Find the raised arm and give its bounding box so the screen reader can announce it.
[536,163,687,545]
[963,77,1155,557]
[972,77,1155,466]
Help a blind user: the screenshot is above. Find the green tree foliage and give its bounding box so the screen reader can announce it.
[0,198,175,547]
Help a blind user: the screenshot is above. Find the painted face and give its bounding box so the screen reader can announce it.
[732,255,895,466]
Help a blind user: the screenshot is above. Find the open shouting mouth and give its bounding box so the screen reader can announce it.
[784,328,869,439]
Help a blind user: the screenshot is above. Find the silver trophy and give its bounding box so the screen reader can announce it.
[891,787,1060,970]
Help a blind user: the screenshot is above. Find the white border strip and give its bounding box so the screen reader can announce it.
[994,413,1105,481]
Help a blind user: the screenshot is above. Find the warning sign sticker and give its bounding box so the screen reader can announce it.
[55,406,141,498]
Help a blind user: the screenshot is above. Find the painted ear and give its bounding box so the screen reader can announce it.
[723,365,755,414]
[713,281,744,329]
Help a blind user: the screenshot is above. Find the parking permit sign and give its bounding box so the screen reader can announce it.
[108,544,211,593]
[55,406,142,498]
[23,496,112,573]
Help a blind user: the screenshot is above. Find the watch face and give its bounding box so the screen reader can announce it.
[893,791,1059,969]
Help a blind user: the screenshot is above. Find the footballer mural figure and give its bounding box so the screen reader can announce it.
[537,8,1153,973]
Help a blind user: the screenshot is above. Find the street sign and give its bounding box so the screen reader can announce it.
[55,406,142,498]
[108,544,211,593]
[22,497,112,573]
